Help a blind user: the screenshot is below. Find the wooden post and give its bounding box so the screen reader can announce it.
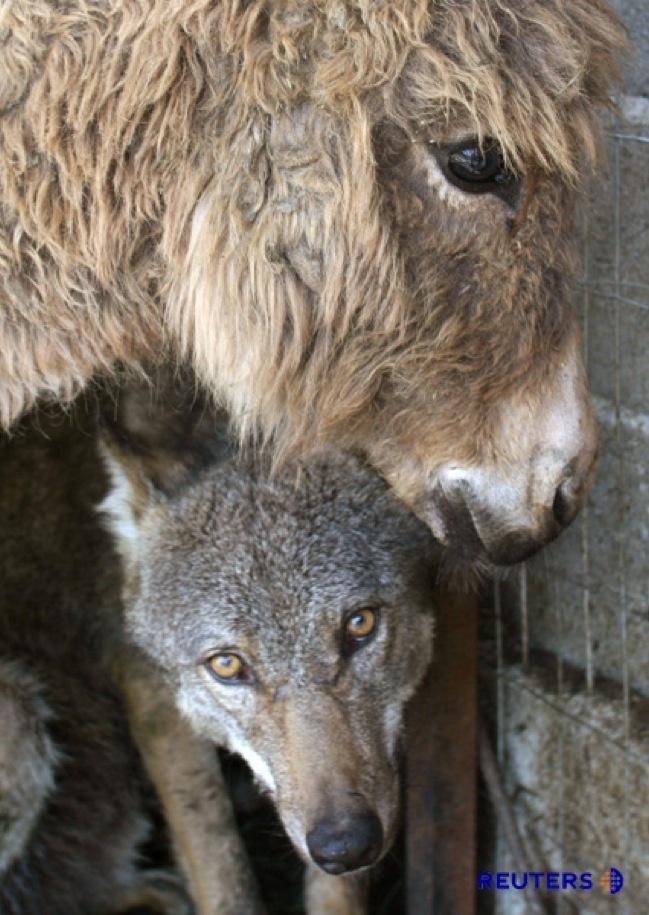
[405,587,478,915]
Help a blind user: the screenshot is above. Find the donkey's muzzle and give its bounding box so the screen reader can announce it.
[307,812,383,874]
[425,448,597,568]
[414,333,601,568]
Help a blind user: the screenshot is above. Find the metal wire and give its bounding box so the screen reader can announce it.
[489,101,649,915]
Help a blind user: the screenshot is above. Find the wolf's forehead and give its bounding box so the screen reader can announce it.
[148,455,432,607]
[144,543,410,636]
[154,527,418,610]
[168,460,425,554]
[138,517,430,666]
[159,562,390,621]
[148,488,430,617]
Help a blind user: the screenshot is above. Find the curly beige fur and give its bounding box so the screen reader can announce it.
[0,1,625,557]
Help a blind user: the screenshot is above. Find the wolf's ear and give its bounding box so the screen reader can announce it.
[99,369,233,550]
[100,369,232,493]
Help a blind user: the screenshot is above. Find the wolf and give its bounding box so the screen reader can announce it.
[0,405,191,915]
[0,379,436,914]
[99,379,437,914]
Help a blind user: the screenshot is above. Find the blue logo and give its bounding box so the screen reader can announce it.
[600,868,624,895]
[478,869,624,895]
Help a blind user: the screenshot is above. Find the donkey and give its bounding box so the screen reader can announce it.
[0,0,626,568]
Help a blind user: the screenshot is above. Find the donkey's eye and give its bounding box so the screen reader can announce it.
[206,653,253,684]
[432,138,519,202]
[342,608,380,657]
[448,141,507,184]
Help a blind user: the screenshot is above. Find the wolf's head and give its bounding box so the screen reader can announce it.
[100,377,436,874]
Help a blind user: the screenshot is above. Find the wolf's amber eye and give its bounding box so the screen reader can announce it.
[342,608,379,657]
[347,609,377,638]
[207,653,251,684]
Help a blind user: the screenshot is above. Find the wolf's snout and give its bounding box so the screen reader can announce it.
[307,812,383,875]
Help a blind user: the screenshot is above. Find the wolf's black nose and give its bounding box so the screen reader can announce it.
[307,812,383,874]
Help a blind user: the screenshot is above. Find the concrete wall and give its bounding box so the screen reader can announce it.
[612,0,649,96]
[521,107,649,695]
[490,666,649,915]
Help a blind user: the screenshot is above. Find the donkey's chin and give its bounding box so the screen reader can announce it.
[420,483,567,582]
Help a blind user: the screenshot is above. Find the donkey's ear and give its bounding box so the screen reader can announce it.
[99,368,233,497]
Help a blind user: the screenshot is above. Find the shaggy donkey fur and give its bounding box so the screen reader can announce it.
[0,0,625,565]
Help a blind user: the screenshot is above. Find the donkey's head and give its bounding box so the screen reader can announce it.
[169,0,622,572]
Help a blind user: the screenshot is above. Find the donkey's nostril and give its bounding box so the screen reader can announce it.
[307,812,383,874]
[552,479,578,529]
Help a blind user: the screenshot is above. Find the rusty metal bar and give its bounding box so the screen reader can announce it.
[405,587,478,915]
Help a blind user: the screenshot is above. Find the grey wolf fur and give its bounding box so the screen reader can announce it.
[0,1,626,568]
[0,381,436,914]
[99,378,437,915]
[0,408,191,915]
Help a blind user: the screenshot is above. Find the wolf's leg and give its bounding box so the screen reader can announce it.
[117,649,265,915]
[0,660,59,875]
[304,866,367,915]
[115,867,193,915]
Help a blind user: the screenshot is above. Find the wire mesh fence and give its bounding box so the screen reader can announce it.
[482,98,649,915]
